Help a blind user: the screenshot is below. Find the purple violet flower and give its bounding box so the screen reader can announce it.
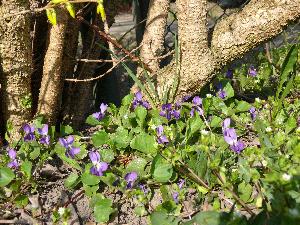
[248,65,257,77]
[93,103,108,121]
[139,184,149,195]
[124,171,138,189]
[159,103,181,120]
[38,124,50,145]
[172,192,179,204]
[190,96,204,116]
[7,148,19,169]
[297,117,300,127]
[156,125,169,145]
[226,69,233,79]
[218,90,227,99]
[59,136,80,158]
[178,179,185,189]
[23,124,35,142]
[132,91,151,110]
[222,118,245,154]
[249,106,257,121]
[216,83,227,99]
[89,151,108,176]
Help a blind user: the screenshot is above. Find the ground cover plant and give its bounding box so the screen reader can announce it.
[0,41,299,224]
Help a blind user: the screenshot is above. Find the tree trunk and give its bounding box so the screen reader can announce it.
[30,0,48,116]
[36,7,68,124]
[68,14,103,129]
[139,0,170,73]
[155,0,300,100]
[60,18,80,123]
[0,0,33,140]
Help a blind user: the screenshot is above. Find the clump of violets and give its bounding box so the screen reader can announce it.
[132,91,151,110]
[248,65,257,77]
[93,103,108,121]
[124,171,138,189]
[7,148,19,169]
[190,96,204,116]
[216,83,227,99]
[89,151,108,176]
[222,118,245,153]
[159,103,180,120]
[23,124,35,142]
[156,125,169,145]
[249,106,257,121]
[38,124,50,145]
[59,136,80,158]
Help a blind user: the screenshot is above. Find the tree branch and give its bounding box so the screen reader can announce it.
[211,0,300,66]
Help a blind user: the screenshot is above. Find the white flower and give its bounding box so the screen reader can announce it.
[150,124,156,130]
[206,94,212,98]
[255,98,260,103]
[262,160,268,167]
[282,173,292,181]
[201,130,209,135]
[123,114,128,119]
[265,127,272,132]
[58,207,66,216]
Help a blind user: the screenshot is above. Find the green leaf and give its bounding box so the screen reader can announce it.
[285,116,297,134]
[60,125,73,136]
[112,127,130,149]
[184,211,220,225]
[134,205,147,216]
[135,106,147,126]
[93,198,114,223]
[288,190,300,203]
[238,182,253,202]
[20,160,32,179]
[0,168,15,187]
[130,132,157,155]
[187,115,203,139]
[223,82,234,99]
[15,195,29,207]
[64,173,79,189]
[210,116,222,128]
[126,158,147,175]
[83,184,99,197]
[100,172,117,187]
[121,94,134,106]
[65,2,75,18]
[235,101,251,112]
[150,211,180,225]
[29,146,40,160]
[92,131,109,147]
[276,45,298,100]
[100,148,115,163]
[151,155,173,183]
[81,172,101,186]
[86,115,101,126]
[46,8,57,25]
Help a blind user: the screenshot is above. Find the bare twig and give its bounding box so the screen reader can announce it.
[65,44,142,82]
[76,15,153,73]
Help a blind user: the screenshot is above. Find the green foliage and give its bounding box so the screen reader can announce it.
[1,42,299,224]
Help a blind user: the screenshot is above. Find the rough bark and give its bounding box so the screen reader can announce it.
[37,7,68,124]
[0,0,33,139]
[30,0,48,115]
[157,0,300,100]
[60,18,80,123]
[139,0,170,73]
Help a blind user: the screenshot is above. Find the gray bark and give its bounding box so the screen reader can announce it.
[0,0,33,139]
